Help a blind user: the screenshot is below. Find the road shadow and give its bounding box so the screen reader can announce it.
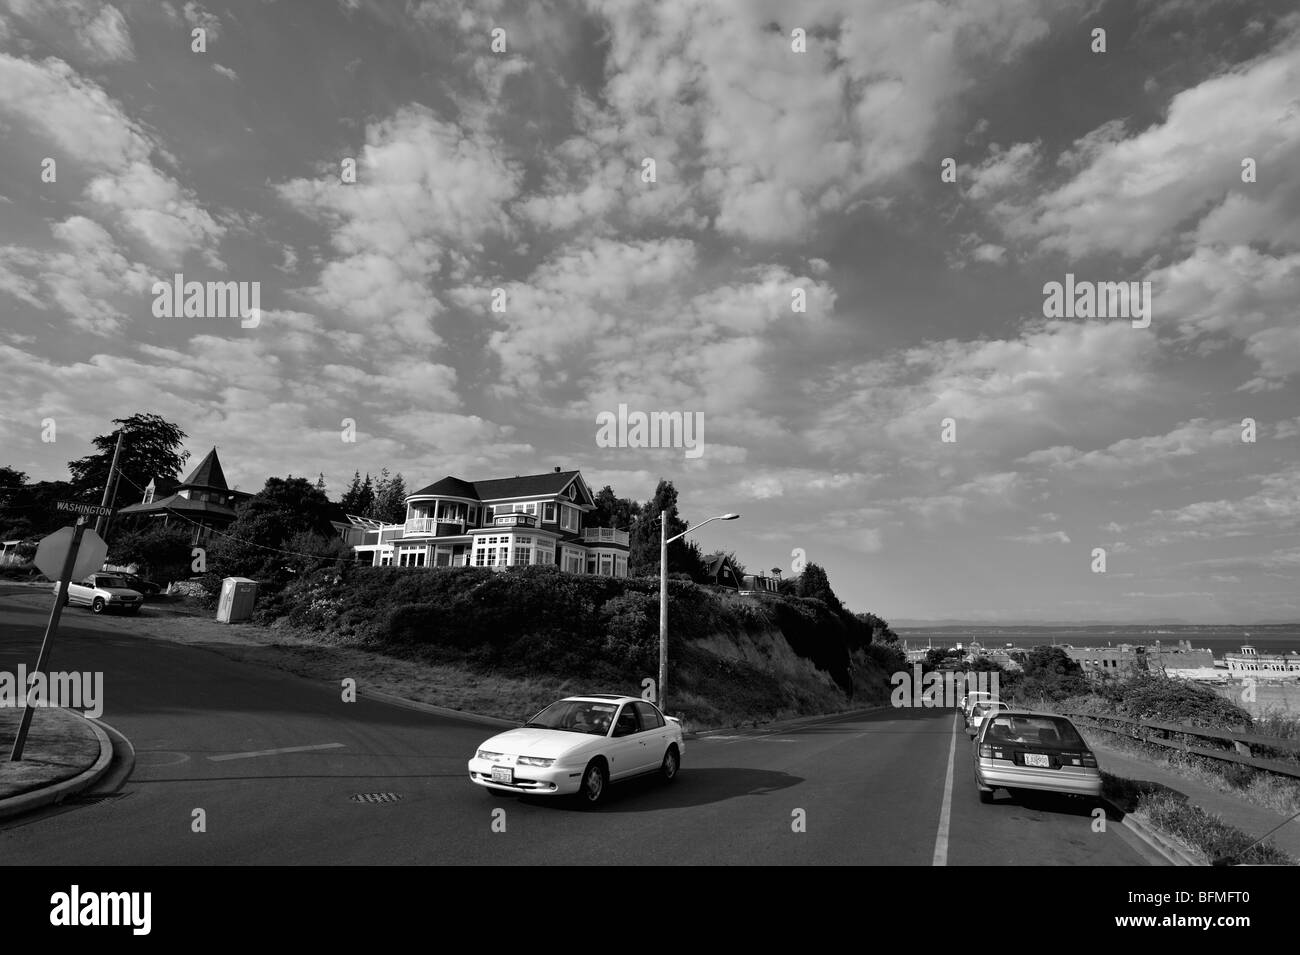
[508,766,803,812]
[983,787,1110,818]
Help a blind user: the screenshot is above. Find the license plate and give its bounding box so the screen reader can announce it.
[1023,753,1050,767]
[491,766,513,784]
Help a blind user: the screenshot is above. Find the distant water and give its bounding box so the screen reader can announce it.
[894,624,1300,661]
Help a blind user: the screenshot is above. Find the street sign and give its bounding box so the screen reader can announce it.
[34,526,108,582]
[56,500,114,517]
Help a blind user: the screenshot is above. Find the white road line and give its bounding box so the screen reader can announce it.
[208,743,345,762]
[933,713,959,866]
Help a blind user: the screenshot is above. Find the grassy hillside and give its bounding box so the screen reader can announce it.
[240,563,902,726]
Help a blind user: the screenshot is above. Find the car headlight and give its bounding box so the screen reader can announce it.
[517,756,555,767]
[477,750,504,761]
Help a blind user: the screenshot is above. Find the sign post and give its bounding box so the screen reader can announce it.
[10,502,113,761]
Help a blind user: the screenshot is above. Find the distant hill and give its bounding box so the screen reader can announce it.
[891,618,1198,628]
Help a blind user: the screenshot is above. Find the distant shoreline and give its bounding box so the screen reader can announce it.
[894,623,1300,662]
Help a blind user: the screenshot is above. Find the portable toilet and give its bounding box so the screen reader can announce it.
[217,576,258,623]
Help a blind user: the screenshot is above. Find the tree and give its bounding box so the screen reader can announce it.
[368,469,407,524]
[339,471,375,515]
[66,413,189,505]
[796,562,845,615]
[627,480,705,579]
[1010,646,1089,704]
[208,476,336,580]
[855,611,898,642]
[107,525,194,584]
[588,485,641,529]
[314,472,327,492]
[0,479,77,540]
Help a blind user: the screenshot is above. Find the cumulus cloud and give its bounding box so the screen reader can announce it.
[277,104,522,350]
[1,0,135,63]
[0,54,224,264]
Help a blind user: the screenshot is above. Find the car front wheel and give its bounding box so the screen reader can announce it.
[660,745,680,783]
[577,760,607,808]
[91,597,106,614]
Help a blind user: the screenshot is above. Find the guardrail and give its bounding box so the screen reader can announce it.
[1065,711,1300,781]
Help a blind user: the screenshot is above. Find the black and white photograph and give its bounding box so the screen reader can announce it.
[0,0,1296,926]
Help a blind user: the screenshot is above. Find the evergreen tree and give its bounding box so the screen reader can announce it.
[67,413,189,504]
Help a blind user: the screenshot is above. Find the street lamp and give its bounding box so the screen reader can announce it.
[659,512,740,714]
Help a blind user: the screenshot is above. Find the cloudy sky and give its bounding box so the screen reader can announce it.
[1,0,1297,623]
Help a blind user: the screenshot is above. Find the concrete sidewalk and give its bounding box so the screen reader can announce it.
[1092,739,1300,861]
[0,706,113,818]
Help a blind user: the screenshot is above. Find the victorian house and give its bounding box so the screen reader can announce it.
[115,447,253,545]
[349,468,630,577]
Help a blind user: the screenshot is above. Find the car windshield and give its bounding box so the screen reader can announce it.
[96,577,128,588]
[524,700,618,736]
[983,715,1087,749]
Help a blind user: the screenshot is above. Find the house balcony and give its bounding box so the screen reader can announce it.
[404,518,470,538]
[582,527,629,546]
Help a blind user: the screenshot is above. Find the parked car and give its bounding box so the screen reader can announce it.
[961,690,995,715]
[116,572,163,597]
[52,574,144,615]
[973,711,1102,803]
[965,700,1009,736]
[468,694,684,807]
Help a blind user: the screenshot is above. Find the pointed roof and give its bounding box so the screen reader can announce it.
[181,447,229,491]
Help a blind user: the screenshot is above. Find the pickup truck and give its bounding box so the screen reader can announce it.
[52,574,144,615]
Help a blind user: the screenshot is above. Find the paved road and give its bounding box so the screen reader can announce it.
[0,587,1158,865]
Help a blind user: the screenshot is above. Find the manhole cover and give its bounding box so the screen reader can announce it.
[350,792,403,803]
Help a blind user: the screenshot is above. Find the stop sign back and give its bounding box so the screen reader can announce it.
[34,526,109,582]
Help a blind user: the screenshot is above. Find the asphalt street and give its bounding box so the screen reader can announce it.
[0,586,1159,865]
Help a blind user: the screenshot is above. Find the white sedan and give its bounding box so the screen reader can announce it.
[468,695,684,806]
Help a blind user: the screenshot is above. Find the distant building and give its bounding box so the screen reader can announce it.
[1224,645,1300,681]
[701,553,742,590]
[738,572,779,596]
[115,447,253,545]
[1062,644,1145,678]
[1146,641,1215,672]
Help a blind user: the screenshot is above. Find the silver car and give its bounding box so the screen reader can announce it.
[965,699,1009,737]
[973,711,1102,803]
[53,573,144,615]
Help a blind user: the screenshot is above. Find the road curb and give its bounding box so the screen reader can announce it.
[1102,797,1203,866]
[357,687,516,728]
[0,709,115,822]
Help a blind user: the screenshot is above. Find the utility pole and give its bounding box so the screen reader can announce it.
[94,430,124,540]
[659,514,668,713]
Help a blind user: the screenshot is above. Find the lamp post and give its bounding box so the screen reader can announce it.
[658,511,739,714]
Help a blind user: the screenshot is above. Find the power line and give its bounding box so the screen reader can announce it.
[111,469,356,563]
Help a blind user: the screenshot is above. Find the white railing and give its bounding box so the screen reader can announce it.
[404,518,468,536]
[582,528,629,546]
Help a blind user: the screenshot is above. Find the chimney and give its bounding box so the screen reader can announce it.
[554,466,561,472]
